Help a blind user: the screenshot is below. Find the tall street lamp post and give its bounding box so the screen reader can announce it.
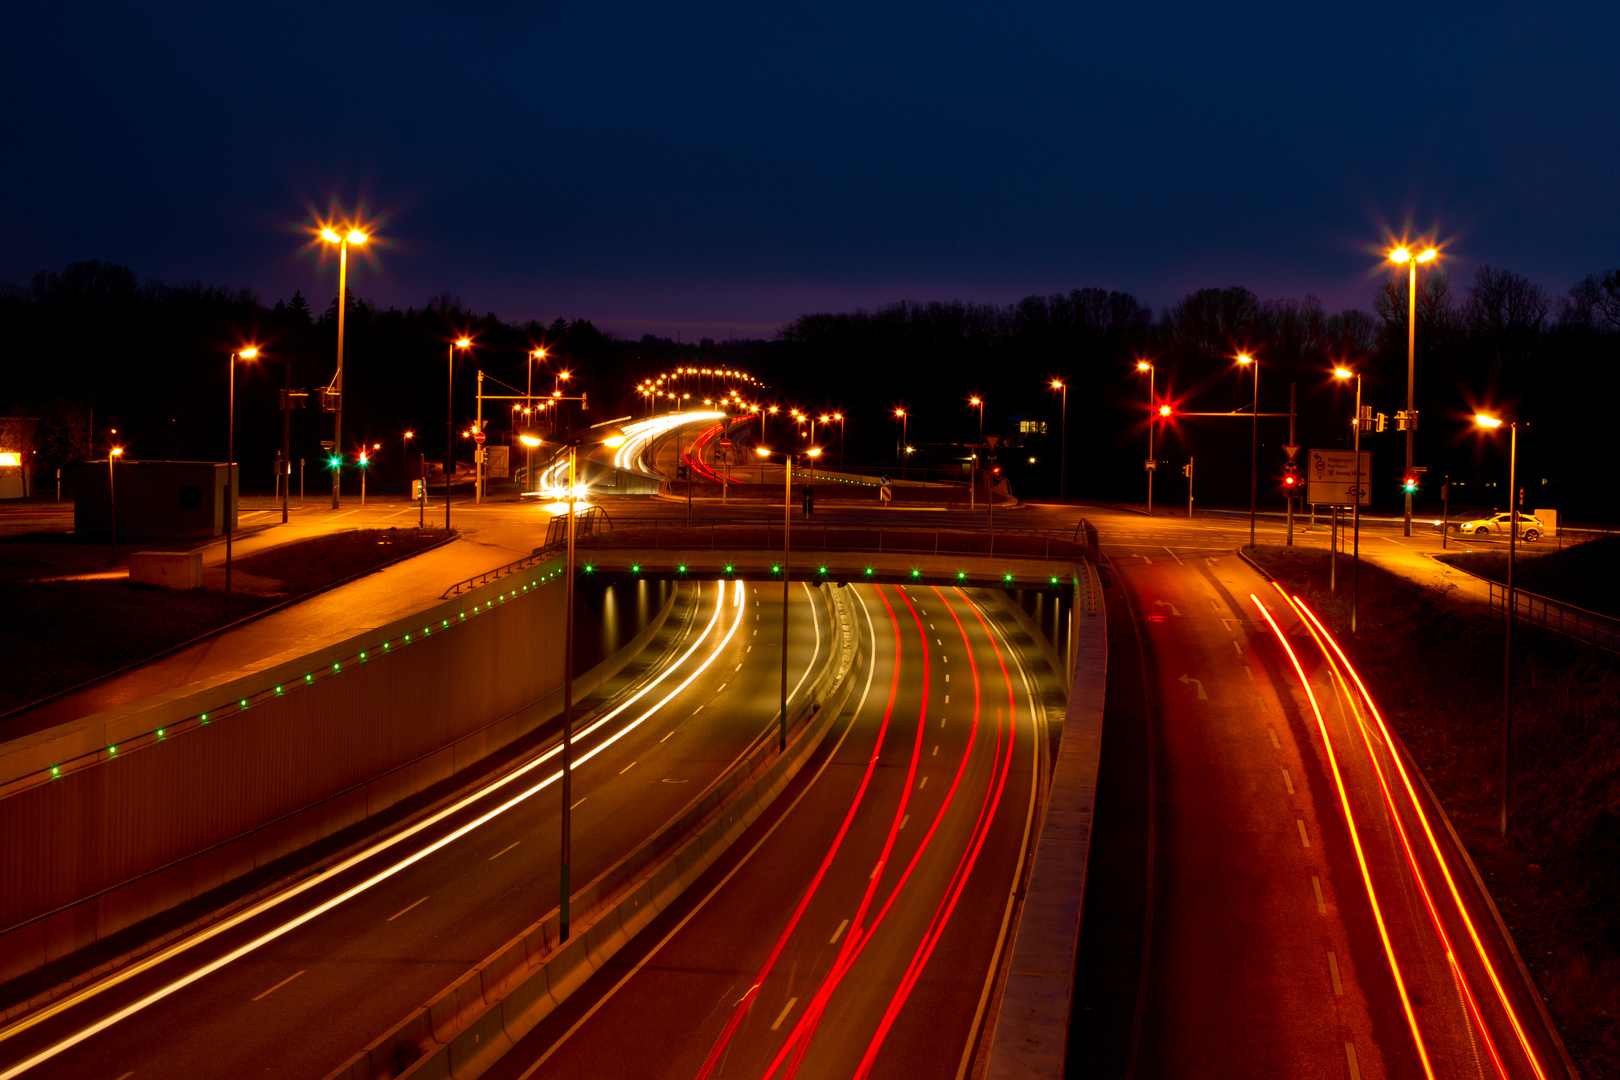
[107,439,124,565]
[1049,379,1069,501]
[1476,412,1519,837]
[446,338,472,530]
[402,430,414,491]
[319,227,368,509]
[893,408,908,479]
[755,443,821,753]
[226,346,259,617]
[1237,354,1258,548]
[527,347,547,490]
[1132,365,1151,511]
[1390,245,1437,536]
[1334,367,1364,632]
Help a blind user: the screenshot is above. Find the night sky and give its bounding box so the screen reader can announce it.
[6,2,1617,339]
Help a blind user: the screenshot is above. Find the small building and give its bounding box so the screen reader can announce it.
[0,417,36,499]
[70,460,238,538]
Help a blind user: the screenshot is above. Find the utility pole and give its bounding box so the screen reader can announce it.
[1286,382,1296,546]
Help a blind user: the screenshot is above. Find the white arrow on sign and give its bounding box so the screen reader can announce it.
[1155,600,1181,617]
[1178,674,1208,699]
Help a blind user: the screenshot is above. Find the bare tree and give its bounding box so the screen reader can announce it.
[1463,265,1549,368]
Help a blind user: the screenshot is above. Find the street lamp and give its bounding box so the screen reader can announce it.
[893,408,908,478]
[1475,411,1519,838]
[1390,245,1439,536]
[446,337,472,530]
[226,346,259,617]
[1237,354,1258,548]
[319,226,368,509]
[107,440,124,565]
[831,413,845,465]
[967,397,984,511]
[1334,367,1365,632]
[1048,379,1069,501]
[527,347,548,490]
[755,443,821,753]
[1132,365,1152,511]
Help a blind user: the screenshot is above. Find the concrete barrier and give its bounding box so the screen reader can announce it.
[0,566,682,985]
[128,550,203,590]
[985,561,1107,1080]
[326,584,861,1080]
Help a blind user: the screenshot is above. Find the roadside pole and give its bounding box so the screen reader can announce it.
[1285,382,1296,546]
[1352,376,1363,634]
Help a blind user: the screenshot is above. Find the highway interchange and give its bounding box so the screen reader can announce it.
[0,413,1565,1080]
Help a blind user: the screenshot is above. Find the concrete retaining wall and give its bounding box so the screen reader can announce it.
[0,560,679,985]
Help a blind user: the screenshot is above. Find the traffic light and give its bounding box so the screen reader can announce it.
[327,454,342,470]
[1374,413,1388,433]
[1402,474,1418,493]
[1182,462,1193,478]
[675,461,689,480]
[357,452,369,468]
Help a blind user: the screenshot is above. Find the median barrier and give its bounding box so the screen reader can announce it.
[326,584,861,1080]
[0,567,683,987]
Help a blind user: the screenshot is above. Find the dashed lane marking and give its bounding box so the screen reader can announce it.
[771,997,799,1031]
[386,897,429,923]
[1296,819,1311,848]
[1327,950,1344,995]
[1268,725,1280,748]
[251,969,305,1002]
[1281,767,1294,795]
[618,761,637,775]
[830,919,848,944]
[1313,875,1327,914]
[489,841,521,861]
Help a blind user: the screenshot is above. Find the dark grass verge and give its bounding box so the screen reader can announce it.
[1250,544,1620,1079]
[1441,534,1620,621]
[0,528,450,716]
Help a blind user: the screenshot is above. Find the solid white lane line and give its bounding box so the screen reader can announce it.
[250,970,305,1002]
[386,897,429,923]
[830,919,849,945]
[1313,876,1327,914]
[1327,950,1344,995]
[1296,820,1310,848]
[488,842,521,861]
[1281,768,1294,795]
[771,997,799,1031]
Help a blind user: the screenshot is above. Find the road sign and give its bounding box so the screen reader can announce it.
[1145,459,1156,471]
[473,429,486,445]
[1306,449,1372,506]
[1282,444,1300,461]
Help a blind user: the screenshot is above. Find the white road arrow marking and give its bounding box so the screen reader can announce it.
[1178,674,1208,699]
[1155,600,1181,617]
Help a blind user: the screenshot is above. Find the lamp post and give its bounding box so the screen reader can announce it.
[755,443,821,753]
[553,424,629,942]
[832,413,845,465]
[446,338,472,530]
[1049,378,1062,501]
[894,408,908,479]
[527,347,547,491]
[1390,245,1438,536]
[1132,365,1151,511]
[107,440,124,565]
[1334,367,1364,633]
[402,431,414,491]
[319,227,368,509]
[1476,412,1519,837]
[1237,354,1258,548]
[226,347,258,617]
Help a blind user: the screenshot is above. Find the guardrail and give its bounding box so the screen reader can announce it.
[540,520,1084,561]
[1487,581,1620,655]
[440,550,555,599]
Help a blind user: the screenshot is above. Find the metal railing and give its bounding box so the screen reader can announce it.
[441,550,555,598]
[1487,581,1620,656]
[538,519,1084,562]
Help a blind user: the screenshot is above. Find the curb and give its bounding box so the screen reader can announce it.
[327,586,863,1080]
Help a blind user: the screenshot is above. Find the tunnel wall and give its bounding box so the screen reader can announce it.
[0,557,675,985]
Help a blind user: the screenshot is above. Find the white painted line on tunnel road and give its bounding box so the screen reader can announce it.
[936,638,942,646]
[250,969,306,1001]
[746,645,752,652]
[1327,950,1344,995]
[114,1073,133,1080]
[386,897,429,923]
[716,684,727,693]
[944,695,949,704]
[1296,820,1311,848]
[830,919,849,945]
[1313,876,1327,914]
[945,673,950,682]
[771,997,799,1031]
[488,841,521,861]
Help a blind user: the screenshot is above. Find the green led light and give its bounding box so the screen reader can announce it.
[157,728,165,738]
[360,651,367,660]
[460,612,466,619]
[724,565,733,573]
[275,686,283,694]
[305,673,313,682]
[772,565,781,573]
[109,746,117,756]
[333,662,340,671]
[405,634,411,641]
[424,627,430,634]
[818,566,827,574]
[865,568,873,575]
[911,569,920,577]
[442,619,449,627]
[633,565,640,572]
[678,565,687,572]
[201,713,209,721]
[240,698,248,708]
[585,565,594,573]
[958,571,966,579]
[51,766,60,777]
[383,643,390,651]
[1005,574,1013,581]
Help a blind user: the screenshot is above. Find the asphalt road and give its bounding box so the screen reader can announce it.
[482,582,1063,1080]
[0,577,833,1080]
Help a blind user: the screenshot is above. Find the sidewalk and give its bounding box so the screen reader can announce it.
[1,499,552,742]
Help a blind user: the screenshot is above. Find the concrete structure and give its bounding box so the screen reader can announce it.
[70,460,236,538]
[128,549,204,590]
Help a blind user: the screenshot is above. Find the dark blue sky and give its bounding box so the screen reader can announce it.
[6,2,1617,339]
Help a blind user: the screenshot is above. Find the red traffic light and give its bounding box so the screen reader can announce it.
[1283,475,1297,486]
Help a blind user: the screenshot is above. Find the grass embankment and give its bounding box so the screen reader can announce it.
[0,528,448,716]
[1442,534,1620,620]
[1250,544,1620,1077]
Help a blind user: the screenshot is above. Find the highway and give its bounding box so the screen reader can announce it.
[482,583,1063,1080]
[1067,504,1562,1080]
[0,578,833,1080]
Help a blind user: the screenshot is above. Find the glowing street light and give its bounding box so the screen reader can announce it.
[1130,366,1150,511]
[1475,411,1520,837]
[107,438,124,565]
[893,408,908,478]
[446,337,472,530]
[968,396,984,511]
[225,346,259,615]
[318,224,369,509]
[1237,353,1259,548]
[1049,379,1069,500]
[1334,366,1366,631]
[1389,243,1440,536]
[755,443,821,754]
